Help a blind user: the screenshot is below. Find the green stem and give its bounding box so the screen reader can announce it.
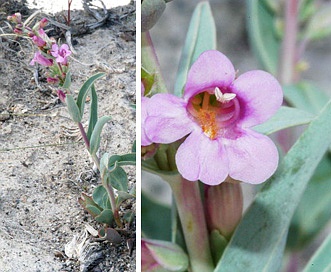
[165,175,214,272]
[103,178,122,228]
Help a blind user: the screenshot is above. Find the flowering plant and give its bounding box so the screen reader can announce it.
[7,12,135,240]
[141,1,331,272]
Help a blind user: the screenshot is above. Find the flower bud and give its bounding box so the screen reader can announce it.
[39,18,48,28]
[29,51,53,67]
[142,238,189,272]
[204,178,243,239]
[32,35,46,47]
[7,13,22,24]
[57,90,66,103]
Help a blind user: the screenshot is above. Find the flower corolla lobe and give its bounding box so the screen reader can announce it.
[145,50,283,185]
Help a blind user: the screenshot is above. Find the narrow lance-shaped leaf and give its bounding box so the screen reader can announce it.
[303,232,331,272]
[87,84,98,141]
[66,94,82,123]
[76,72,105,116]
[89,115,111,156]
[253,106,315,135]
[247,0,280,74]
[215,100,331,272]
[62,70,71,89]
[287,155,331,249]
[174,1,216,96]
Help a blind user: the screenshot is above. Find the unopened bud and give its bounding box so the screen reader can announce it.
[7,13,22,24]
[57,90,66,103]
[204,178,243,239]
[39,18,48,28]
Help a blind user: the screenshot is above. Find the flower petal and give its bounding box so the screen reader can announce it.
[145,93,194,144]
[176,130,229,185]
[232,70,283,127]
[226,129,279,184]
[141,97,152,146]
[184,50,236,101]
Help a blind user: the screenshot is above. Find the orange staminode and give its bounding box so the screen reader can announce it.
[195,92,219,140]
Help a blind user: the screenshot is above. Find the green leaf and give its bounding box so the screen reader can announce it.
[107,164,128,192]
[89,116,111,156]
[78,193,102,218]
[247,0,280,74]
[303,232,331,272]
[100,153,109,178]
[253,106,315,135]
[283,81,330,114]
[92,185,111,210]
[76,72,105,116]
[87,84,98,141]
[142,192,171,241]
[287,155,331,249]
[215,100,331,272]
[210,230,228,264]
[123,211,135,224]
[108,153,136,169]
[144,238,189,272]
[132,140,136,153]
[174,1,216,97]
[62,70,72,89]
[65,94,82,123]
[116,191,135,208]
[95,209,114,226]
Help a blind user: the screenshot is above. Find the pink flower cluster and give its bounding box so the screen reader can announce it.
[143,50,283,185]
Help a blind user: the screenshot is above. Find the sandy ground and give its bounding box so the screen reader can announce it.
[0,1,136,271]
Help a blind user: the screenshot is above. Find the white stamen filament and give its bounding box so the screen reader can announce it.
[215,87,236,103]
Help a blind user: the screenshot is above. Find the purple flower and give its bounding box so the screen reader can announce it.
[32,35,46,47]
[30,51,53,66]
[57,90,66,103]
[51,44,71,65]
[141,82,153,146]
[145,50,283,185]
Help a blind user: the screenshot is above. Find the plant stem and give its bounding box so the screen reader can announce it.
[104,179,123,228]
[278,0,299,85]
[78,121,100,172]
[165,175,214,272]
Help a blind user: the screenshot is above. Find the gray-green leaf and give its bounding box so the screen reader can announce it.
[215,100,331,272]
[174,1,216,97]
[253,106,315,135]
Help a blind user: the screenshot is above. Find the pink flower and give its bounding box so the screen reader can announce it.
[47,77,59,84]
[32,35,46,47]
[141,82,153,146]
[30,51,53,66]
[51,44,71,65]
[57,90,66,103]
[145,50,283,185]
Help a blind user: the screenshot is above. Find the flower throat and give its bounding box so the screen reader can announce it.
[187,87,239,140]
